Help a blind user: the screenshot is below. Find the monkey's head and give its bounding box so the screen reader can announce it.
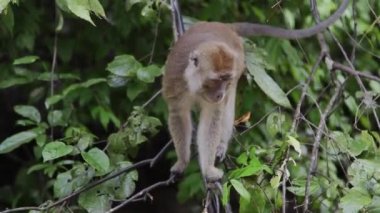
[184,42,236,104]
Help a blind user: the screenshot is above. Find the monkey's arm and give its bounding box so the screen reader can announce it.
[231,0,349,39]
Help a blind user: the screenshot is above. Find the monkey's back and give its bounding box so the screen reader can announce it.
[163,22,244,99]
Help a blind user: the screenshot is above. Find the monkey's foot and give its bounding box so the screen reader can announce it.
[215,144,227,163]
[170,160,188,179]
[205,167,223,183]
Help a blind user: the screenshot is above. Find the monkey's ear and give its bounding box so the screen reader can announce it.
[189,51,199,67]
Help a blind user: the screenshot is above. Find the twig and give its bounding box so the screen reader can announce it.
[170,0,185,40]
[142,89,162,109]
[291,52,325,132]
[303,82,344,212]
[148,8,161,64]
[50,6,59,140]
[107,175,176,213]
[332,62,380,82]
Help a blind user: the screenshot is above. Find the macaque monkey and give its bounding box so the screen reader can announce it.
[162,0,349,182]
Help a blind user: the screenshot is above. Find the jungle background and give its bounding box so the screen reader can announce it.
[0,0,379,212]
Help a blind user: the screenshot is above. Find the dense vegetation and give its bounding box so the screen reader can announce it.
[0,0,379,212]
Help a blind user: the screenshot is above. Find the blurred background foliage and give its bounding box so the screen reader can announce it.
[0,0,379,212]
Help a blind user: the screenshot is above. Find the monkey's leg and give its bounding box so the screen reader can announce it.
[216,84,237,162]
[169,101,192,176]
[197,104,224,182]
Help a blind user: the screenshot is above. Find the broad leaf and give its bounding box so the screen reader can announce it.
[13,55,39,65]
[42,141,73,162]
[106,55,142,77]
[0,0,11,14]
[14,105,41,123]
[230,179,251,201]
[82,147,110,173]
[136,65,162,83]
[0,131,37,154]
[54,171,73,198]
[78,186,111,213]
[287,135,302,156]
[88,0,105,17]
[48,110,65,127]
[339,188,371,213]
[67,0,95,25]
[108,161,138,199]
[246,51,291,108]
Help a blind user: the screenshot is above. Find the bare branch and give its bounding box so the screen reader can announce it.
[303,82,344,212]
[107,175,176,213]
[332,62,380,82]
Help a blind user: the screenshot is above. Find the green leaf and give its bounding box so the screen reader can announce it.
[287,135,302,157]
[270,175,281,189]
[348,131,373,157]
[13,55,39,65]
[339,188,371,213]
[88,0,106,18]
[45,95,63,109]
[108,161,138,199]
[0,77,31,89]
[67,0,95,25]
[42,141,73,162]
[266,112,290,138]
[62,78,106,97]
[246,51,291,108]
[230,157,263,178]
[0,131,37,154]
[1,5,14,34]
[48,110,65,127]
[78,186,111,213]
[27,163,50,174]
[348,159,380,187]
[108,132,127,154]
[14,105,41,123]
[230,179,251,201]
[0,0,11,14]
[106,55,142,77]
[136,65,162,83]
[82,148,110,173]
[54,171,73,198]
[222,182,231,207]
[107,74,128,88]
[287,179,321,196]
[329,131,351,154]
[126,80,146,101]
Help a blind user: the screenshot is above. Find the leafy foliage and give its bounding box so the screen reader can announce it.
[0,0,379,212]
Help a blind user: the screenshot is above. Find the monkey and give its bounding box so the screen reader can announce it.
[162,0,349,182]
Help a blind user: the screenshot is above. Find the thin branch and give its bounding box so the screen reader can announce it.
[303,82,344,212]
[291,52,325,132]
[148,8,161,64]
[50,7,59,140]
[332,62,380,82]
[170,0,185,40]
[142,89,162,109]
[107,175,176,213]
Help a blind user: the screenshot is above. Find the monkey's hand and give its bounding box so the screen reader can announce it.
[215,143,227,163]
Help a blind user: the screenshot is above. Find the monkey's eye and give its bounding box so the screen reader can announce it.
[191,56,198,67]
[220,75,231,81]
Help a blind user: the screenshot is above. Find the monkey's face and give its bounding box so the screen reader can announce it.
[201,75,232,103]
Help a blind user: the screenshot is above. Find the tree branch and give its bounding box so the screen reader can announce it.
[107,175,176,213]
[303,82,344,212]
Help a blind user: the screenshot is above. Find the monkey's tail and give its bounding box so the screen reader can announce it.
[230,0,349,39]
